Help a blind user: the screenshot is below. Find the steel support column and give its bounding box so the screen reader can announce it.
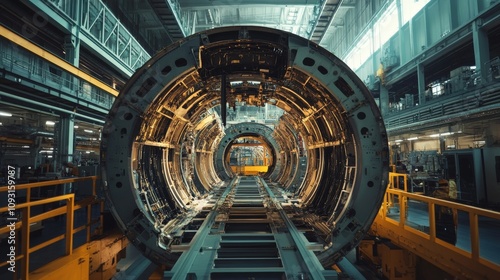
[417,62,426,106]
[380,84,389,116]
[56,114,75,172]
[472,19,490,84]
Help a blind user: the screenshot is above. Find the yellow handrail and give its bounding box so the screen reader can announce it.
[0,176,103,280]
[0,25,119,97]
[373,172,500,279]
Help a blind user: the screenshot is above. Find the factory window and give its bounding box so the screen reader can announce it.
[376,1,398,48]
[344,32,372,71]
[401,0,430,25]
[344,1,398,71]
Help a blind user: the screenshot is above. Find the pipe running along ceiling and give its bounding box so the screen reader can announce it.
[101,26,389,267]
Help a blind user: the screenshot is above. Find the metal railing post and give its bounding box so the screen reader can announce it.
[469,212,480,261]
[21,206,30,280]
[66,194,75,255]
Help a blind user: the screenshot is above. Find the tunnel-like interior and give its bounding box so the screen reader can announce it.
[215,122,281,181]
[101,26,389,268]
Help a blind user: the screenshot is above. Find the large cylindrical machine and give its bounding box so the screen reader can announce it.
[101,26,388,268]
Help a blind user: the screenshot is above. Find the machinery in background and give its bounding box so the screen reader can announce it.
[392,147,500,207]
[442,147,500,206]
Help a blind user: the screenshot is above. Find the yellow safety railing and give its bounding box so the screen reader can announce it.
[373,172,500,279]
[0,25,119,97]
[0,176,103,280]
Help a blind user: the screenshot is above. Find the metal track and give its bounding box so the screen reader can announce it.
[164,176,337,280]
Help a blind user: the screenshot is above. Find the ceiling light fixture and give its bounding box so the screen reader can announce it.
[0,111,12,117]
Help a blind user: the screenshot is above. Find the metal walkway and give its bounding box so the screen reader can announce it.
[164,176,336,280]
[368,172,500,279]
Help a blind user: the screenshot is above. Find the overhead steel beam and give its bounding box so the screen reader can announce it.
[180,0,317,9]
[0,25,118,96]
[23,0,150,77]
[0,91,106,124]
